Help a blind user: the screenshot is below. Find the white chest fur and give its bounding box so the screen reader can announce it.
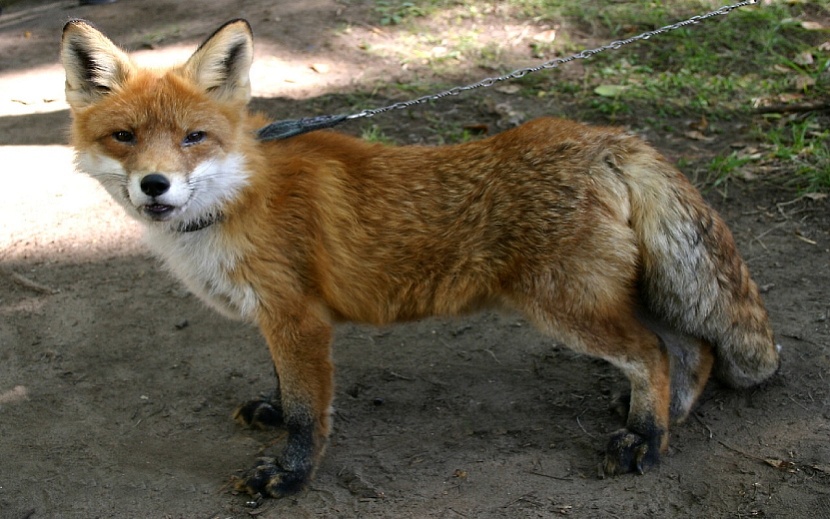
[145,227,258,321]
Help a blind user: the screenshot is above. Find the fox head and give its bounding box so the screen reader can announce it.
[61,20,255,232]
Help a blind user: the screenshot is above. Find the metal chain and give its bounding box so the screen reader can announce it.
[344,0,758,121]
[256,0,758,141]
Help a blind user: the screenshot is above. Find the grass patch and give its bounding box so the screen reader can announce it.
[762,115,830,192]
[360,124,398,145]
[519,0,830,189]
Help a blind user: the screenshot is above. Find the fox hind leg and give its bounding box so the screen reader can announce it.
[234,371,285,429]
[667,338,714,423]
[520,294,672,475]
[636,307,715,424]
[600,321,671,475]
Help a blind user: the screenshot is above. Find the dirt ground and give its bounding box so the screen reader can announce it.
[1,1,829,518]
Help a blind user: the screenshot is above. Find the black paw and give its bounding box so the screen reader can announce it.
[602,428,660,475]
[233,399,285,429]
[233,457,309,498]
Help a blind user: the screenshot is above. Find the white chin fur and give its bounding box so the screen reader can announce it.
[178,153,249,223]
[79,152,249,227]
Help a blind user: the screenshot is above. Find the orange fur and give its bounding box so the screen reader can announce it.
[62,19,779,498]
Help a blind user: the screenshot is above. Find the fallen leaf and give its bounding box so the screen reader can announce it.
[794,52,814,66]
[430,46,448,58]
[310,63,331,74]
[495,84,521,94]
[765,458,798,472]
[0,385,28,405]
[794,75,816,90]
[689,116,708,132]
[684,130,714,142]
[533,29,557,43]
[734,168,758,181]
[800,21,825,30]
[594,84,627,97]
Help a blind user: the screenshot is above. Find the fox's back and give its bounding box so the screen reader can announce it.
[244,119,638,323]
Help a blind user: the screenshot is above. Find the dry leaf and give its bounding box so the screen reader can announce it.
[533,30,557,44]
[594,85,627,97]
[431,46,448,58]
[734,168,758,181]
[803,193,828,201]
[689,116,708,132]
[495,84,521,95]
[765,458,798,472]
[310,63,331,74]
[684,130,714,142]
[794,75,816,90]
[794,52,814,66]
[800,21,825,31]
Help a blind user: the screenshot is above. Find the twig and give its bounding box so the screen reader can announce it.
[480,348,501,364]
[576,415,596,438]
[527,470,573,482]
[501,492,542,509]
[692,412,714,440]
[0,267,59,295]
[717,440,765,463]
[754,101,830,114]
[386,370,415,381]
[787,394,810,411]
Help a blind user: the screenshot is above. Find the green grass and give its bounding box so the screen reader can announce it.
[511,0,830,189]
[762,115,830,192]
[373,0,457,26]
[360,124,397,145]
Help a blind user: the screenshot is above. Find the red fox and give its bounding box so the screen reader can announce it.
[61,19,780,498]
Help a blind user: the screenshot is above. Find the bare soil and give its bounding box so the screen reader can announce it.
[1,1,829,518]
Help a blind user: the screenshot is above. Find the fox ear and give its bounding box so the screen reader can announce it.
[182,19,253,104]
[61,19,133,109]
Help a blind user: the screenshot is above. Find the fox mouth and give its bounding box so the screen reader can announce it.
[142,203,177,220]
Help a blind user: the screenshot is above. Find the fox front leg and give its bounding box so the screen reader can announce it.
[233,305,334,498]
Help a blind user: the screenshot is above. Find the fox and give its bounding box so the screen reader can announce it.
[61,19,780,498]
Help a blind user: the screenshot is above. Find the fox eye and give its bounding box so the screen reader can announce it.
[112,130,135,143]
[183,131,207,146]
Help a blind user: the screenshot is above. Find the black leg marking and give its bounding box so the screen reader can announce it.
[234,396,285,429]
[603,416,664,475]
[234,415,316,498]
[235,374,283,429]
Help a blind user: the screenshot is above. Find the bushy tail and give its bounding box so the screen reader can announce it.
[620,145,779,388]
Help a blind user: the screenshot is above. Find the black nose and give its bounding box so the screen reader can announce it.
[140,174,171,197]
